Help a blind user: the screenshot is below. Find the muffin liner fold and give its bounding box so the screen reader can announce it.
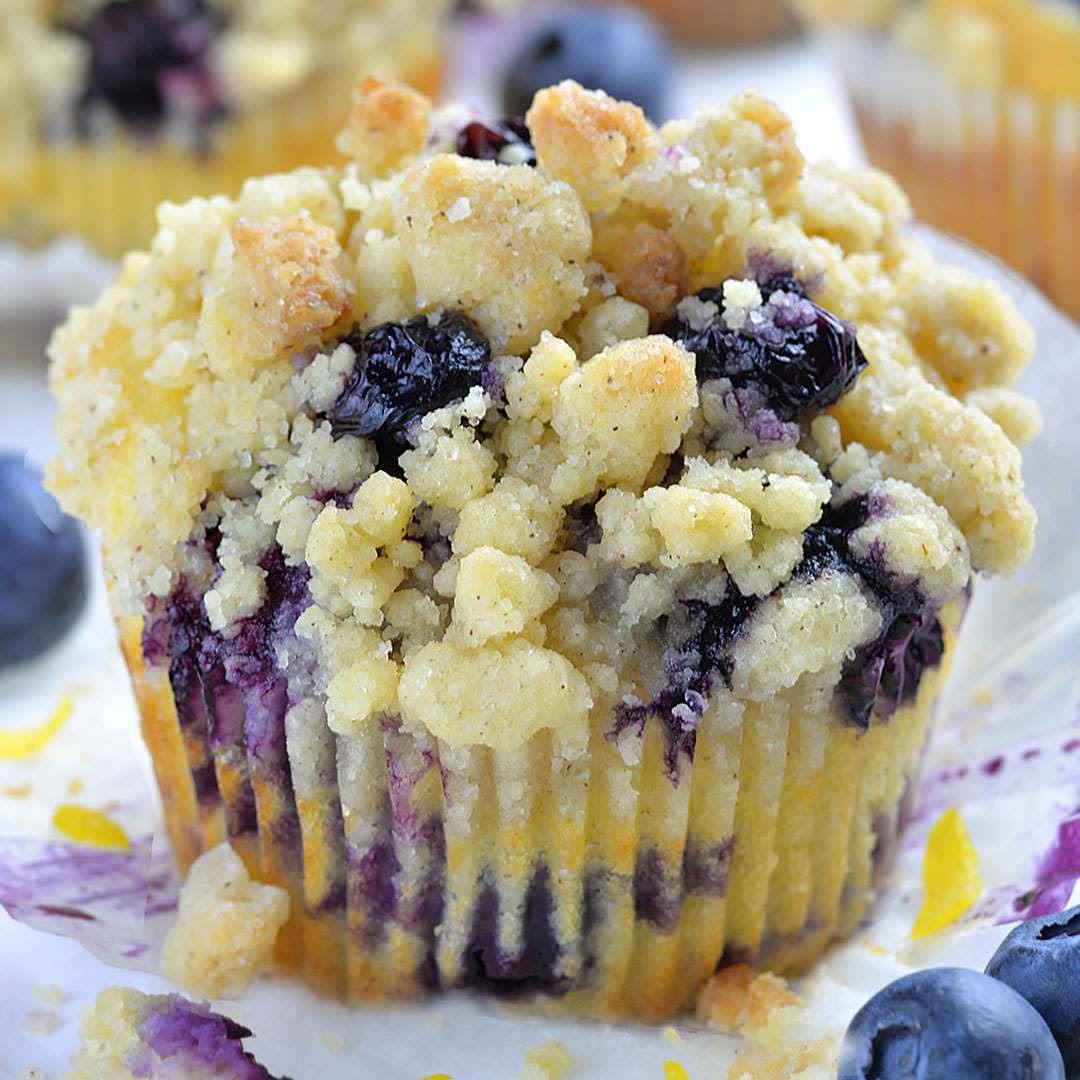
[117,594,964,1019]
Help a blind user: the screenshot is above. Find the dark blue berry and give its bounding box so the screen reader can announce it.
[455,118,536,166]
[838,968,1065,1080]
[501,7,672,121]
[987,906,1080,1078]
[73,0,225,136]
[325,311,491,470]
[664,277,867,422]
[0,456,87,669]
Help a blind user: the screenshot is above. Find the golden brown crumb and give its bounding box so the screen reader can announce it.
[337,77,432,180]
[696,964,801,1034]
[592,221,689,323]
[528,79,658,211]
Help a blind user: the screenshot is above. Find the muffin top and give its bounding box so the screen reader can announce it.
[47,79,1038,758]
[0,0,446,147]
[798,0,1080,97]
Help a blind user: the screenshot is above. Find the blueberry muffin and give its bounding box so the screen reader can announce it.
[0,0,447,257]
[796,0,1080,318]
[65,988,285,1079]
[47,77,1038,1020]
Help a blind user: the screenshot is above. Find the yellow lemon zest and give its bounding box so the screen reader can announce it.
[912,806,983,939]
[52,804,131,851]
[420,1075,452,1080]
[0,694,74,759]
[663,1062,690,1080]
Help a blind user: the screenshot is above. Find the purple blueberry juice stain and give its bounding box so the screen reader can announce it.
[612,586,758,776]
[132,994,288,1079]
[0,836,178,963]
[795,496,949,729]
[458,865,566,997]
[1024,811,1080,919]
[983,756,1006,776]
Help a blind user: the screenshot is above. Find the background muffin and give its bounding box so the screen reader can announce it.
[0,0,449,257]
[634,0,799,44]
[797,0,1080,319]
[47,78,1036,1020]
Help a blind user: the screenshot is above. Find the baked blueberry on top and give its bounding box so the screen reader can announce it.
[47,77,1039,1020]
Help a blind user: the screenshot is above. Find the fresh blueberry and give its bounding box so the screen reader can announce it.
[74,0,224,134]
[0,456,87,669]
[664,276,867,423]
[987,906,1080,1077]
[501,6,672,121]
[838,968,1065,1080]
[455,117,536,166]
[325,311,491,470]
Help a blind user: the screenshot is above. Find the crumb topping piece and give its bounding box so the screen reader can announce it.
[161,843,289,999]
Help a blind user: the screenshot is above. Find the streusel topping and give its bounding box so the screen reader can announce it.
[48,78,1037,754]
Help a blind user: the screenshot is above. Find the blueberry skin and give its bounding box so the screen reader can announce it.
[987,907,1080,1078]
[0,456,87,669]
[502,7,672,122]
[838,968,1065,1080]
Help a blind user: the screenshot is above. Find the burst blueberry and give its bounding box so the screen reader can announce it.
[987,906,1080,1077]
[664,278,867,421]
[325,311,492,469]
[838,968,1065,1080]
[0,455,87,669]
[74,0,224,134]
[456,117,536,166]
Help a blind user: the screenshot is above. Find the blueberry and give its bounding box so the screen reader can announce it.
[325,311,491,470]
[456,117,536,166]
[74,0,224,134]
[987,906,1080,1077]
[0,456,87,669]
[664,277,867,422]
[501,7,672,121]
[838,968,1065,1080]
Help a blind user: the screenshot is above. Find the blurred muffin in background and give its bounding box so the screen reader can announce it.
[0,0,449,257]
[797,0,1080,318]
[634,0,799,44]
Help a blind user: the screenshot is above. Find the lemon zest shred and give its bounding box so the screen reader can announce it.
[912,806,983,939]
[0,694,74,759]
[52,804,131,851]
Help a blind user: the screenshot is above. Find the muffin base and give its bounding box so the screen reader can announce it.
[829,29,1080,319]
[634,0,799,44]
[0,57,441,259]
[116,594,964,1020]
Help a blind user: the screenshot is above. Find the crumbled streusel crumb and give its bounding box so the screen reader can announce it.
[520,1040,575,1080]
[162,843,289,999]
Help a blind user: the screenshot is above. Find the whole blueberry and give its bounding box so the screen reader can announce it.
[0,456,87,669]
[838,967,1065,1080]
[987,906,1080,1077]
[501,7,672,121]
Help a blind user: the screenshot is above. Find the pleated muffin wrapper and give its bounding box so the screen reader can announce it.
[823,26,1080,320]
[635,0,800,44]
[0,53,442,261]
[114,581,966,1021]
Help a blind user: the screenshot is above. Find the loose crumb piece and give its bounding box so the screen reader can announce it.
[320,1030,346,1052]
[696,965,801,1034]
[161,843,289,999]
[34,984,66,1007]
[520,1041,574,1080]
[21,1068,46,1080]
[24,1009,61,1036]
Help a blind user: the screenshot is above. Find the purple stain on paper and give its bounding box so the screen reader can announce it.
[0,836,178,963]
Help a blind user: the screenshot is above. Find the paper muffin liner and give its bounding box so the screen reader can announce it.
[0,55,442,260]
[635,0,799,43]
[114,588,966,1020]
[824,28,1080,319]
